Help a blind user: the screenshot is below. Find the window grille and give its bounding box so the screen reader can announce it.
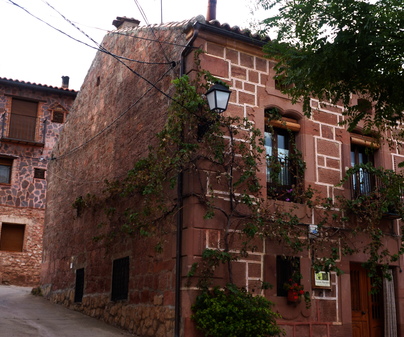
[111,256,129,301]
[74,268,85,303]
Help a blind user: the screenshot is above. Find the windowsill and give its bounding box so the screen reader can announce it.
[0,250,24,253]
[0,136,44,147]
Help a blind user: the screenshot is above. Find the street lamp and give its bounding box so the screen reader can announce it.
[197,83,232,141]
[206,83,231,113]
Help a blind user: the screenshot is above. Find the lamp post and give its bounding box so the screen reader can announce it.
[206,83,232,113]
[175,81,232,337]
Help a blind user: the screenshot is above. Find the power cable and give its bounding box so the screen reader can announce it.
[9,0,180,101]
[7,0,197,161]
[7,0,173,65]
[111,30,196,49]
[133,0,171,64]
[53,63,176,161]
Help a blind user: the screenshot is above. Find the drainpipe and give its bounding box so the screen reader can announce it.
[174,23,200,337]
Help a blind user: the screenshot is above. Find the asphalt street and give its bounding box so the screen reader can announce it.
[0,285,133,337]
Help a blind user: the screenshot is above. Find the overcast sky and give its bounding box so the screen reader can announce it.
[0,0,270,90]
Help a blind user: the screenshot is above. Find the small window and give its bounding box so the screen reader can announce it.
[34,168,46,179]
[74,268,85,303]
[52,110,65,123]
[0,223,25,252]
[276,256,300,297]
[111,256,129,301]
[0,157,13,184]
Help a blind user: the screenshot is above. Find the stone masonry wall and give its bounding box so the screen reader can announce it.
[41,20,191,337]
[0,206,44,285]
[0,81,75,286]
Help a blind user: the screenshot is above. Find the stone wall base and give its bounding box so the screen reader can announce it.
[43,288,175,337]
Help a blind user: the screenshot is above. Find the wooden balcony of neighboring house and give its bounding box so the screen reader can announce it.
[0,112,46,147]
[267,155,302,202]
[350,169,403,220]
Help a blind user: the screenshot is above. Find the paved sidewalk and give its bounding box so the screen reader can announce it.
[0,285,133,337]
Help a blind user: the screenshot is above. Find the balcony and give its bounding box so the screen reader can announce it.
[267,156,302,202]
[349,167,404,219]
[0,113,45,146]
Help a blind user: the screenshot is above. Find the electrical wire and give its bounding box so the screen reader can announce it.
[10,0,181,102]
[53,63,176,161]
[7,0,173,66]
[111,30,198,49]
[133,0,171,64]
[6,0,196,163]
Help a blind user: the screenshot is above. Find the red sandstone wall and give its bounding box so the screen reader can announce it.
[41,18,404,337]
[41,22,190,336]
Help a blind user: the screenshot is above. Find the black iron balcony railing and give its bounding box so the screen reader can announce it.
[0,113,46,146]
[267,156,301,201]
[350,167,404,218]
[350,168,375,200]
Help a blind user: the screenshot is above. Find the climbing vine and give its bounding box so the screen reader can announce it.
[73,51,404,336]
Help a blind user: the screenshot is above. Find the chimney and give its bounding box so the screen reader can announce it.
[61,76,69,89]
[206,0,217,21]
[112,17,140,29]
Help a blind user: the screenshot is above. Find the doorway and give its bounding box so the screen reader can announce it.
[350,263,383,337]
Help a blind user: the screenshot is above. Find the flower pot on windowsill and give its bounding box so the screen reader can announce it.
[287,289,301,303]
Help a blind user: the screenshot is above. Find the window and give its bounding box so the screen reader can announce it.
[0,223,25,252]
[265,110,301,201]
[34,168,46,179]
[350,143,375,198]
[9,98,38,141]
[276,256,300,297]
[0,157,13,184]
[74,268,85,303]
[111,256,129,301]
[52,110,65,123]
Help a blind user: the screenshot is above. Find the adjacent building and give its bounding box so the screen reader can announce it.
[0,77,77,286]
[41,14,404,337]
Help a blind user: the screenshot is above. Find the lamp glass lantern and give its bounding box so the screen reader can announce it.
[206,83,231,113]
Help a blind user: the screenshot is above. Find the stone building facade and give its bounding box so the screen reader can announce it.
[41,16,404,337]
[0,77,77,286]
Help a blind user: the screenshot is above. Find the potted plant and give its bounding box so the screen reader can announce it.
[284,279,305,303]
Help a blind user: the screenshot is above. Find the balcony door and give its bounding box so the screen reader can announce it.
[350,144,374,198]
[9,98,38,141]
[265,127,298,199]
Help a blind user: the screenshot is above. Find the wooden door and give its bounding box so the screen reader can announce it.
[350,263,384,337]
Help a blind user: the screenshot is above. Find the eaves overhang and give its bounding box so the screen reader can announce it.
[193,20,270,48]
[0,77,78,97]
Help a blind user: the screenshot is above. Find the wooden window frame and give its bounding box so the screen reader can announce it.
[265,117,301,201]
[51,110,65,123]
[34,168,46,180]
[9,98,39,142]
[276,256,300,297]
[0,223,25,252]
[0,157,13,184]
